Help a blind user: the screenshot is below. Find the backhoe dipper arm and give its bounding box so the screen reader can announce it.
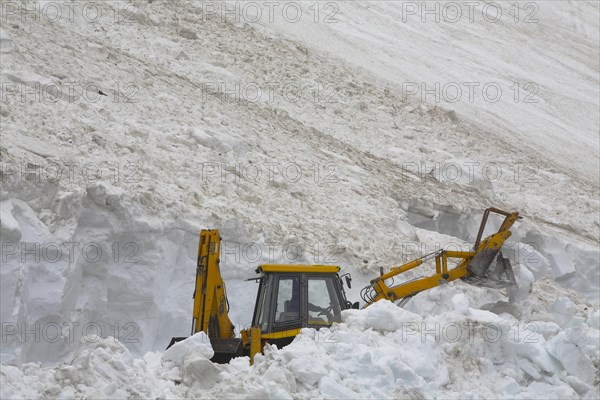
[362,208,520,306]
[191,229,235,339]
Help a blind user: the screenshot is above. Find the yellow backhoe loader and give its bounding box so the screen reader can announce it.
[168,207,520,363]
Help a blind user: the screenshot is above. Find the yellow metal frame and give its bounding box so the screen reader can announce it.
[365,210,519,306]
[367,250,473,304]
[241,327,304,362]
[192,230,235,339]
[260,328,303,340]
[257,264,341,273]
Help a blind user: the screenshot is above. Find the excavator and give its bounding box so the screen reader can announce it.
[168,207,520,363]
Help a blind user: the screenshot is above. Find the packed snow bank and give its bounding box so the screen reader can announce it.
[0,189,207,365]
[4,183,595,366]
[161,332,219,390]
[1,301,598,399]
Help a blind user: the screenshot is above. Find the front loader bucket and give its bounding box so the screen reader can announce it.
[463,250,516,288]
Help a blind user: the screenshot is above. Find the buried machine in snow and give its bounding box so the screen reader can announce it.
[168,207,520,362]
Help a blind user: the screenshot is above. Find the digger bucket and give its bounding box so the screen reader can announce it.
[166,337,187,349]
[463,249,516,288]
[166,336,243,363]
[461,208,519,288]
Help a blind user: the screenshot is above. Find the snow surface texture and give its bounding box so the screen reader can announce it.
[1,0,598,398]
[1,302,599,399]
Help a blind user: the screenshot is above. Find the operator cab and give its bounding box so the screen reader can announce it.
[251,265,355,347]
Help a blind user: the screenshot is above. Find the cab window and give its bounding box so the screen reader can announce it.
[307,276,342,325]
[274,276,301,328]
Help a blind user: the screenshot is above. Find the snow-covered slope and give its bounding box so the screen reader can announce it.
[1,1,598,398]
[260,0,600,181]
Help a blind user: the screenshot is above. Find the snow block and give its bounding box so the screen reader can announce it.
[161,332,214,366]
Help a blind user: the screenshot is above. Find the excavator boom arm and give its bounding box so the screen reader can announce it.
[192,229,235,339]
[168,229,243,363]
[366,251,473,304]
[362,208,520,306]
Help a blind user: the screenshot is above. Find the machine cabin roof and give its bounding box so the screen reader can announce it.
[257,264,341,274]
